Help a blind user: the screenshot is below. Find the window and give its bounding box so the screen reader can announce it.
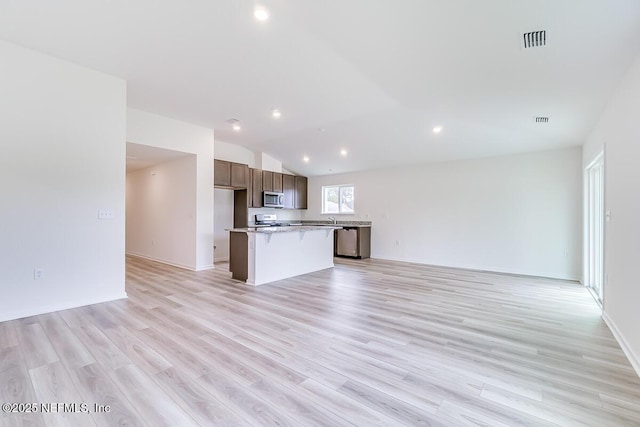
[322,184,355,214]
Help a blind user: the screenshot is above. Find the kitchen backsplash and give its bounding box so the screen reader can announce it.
[247,208,304,223]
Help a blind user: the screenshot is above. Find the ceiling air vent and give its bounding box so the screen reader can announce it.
[535,117,549,123]
[522,30,546,49]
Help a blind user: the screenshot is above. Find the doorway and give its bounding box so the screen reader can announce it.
[214,189,234,263]
[585,151,604,304]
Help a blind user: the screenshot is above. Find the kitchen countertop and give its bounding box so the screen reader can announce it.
[229,225,343,233]
[301,220,372,227]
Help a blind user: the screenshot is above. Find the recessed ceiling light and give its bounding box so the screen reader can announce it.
[254,6,269,21]
[232,123,241,131]
[272,109,281,119]
[318,127,326,133]
[303,156,310,163]
[340,149,348,156]
[433,126,443,134]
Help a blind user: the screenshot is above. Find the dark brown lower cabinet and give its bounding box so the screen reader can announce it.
[229,231,248,282]
[233,190,249,228]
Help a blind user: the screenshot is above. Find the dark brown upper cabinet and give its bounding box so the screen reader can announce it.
[262,171,274,192]
[294,176,308,209]
[214,159,231,187]
[250,168,263,208]
[214,159,249,189]
[282,174,295,209]
[230,165,306,210]
[272,172,283,192]
[230,162,249,188]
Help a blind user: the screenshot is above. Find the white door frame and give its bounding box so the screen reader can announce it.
[584,150,605,306]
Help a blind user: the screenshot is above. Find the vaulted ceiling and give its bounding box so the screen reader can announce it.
[1,0,639,175]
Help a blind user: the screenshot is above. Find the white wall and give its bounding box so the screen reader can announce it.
[583,53,640,375]
[307,147,582,280]
[214,189,233,261]
[256,152,282,172]
[213,141,283,174]
[127,109,214,270]
[126,156,197,269]
[0,41,127,321]
[214,140,256,167]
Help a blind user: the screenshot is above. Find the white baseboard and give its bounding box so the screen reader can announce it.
[370,255,581,282]
[602,312,640,378]
[214,257,229,263]
[126,252,196,271]
[196,264,215,271]
[0,292,128,323]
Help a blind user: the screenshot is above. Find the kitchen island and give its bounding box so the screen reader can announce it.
[229,226,341,286]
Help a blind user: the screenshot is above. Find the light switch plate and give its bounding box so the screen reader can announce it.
[99,210,114,220]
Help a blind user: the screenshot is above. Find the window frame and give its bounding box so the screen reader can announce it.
[321,184,355,215]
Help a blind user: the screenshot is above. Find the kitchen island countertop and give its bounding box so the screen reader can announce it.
[229,225,342,233]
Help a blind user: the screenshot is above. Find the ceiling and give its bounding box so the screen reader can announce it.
[1,0,639,176]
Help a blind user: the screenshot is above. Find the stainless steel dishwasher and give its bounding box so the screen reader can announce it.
[335,228,359,257]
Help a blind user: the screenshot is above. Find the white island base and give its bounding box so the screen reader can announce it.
[230,227,337,286]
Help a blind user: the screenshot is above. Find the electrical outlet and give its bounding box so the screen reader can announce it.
[98,210,114,220]
[34,269,44,280]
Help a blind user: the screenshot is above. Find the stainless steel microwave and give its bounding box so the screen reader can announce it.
[263,191,284,208]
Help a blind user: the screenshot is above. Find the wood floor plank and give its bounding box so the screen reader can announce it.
[198,331,307,386]
[29,362,96,427]
[299,378,404,426]
[249,377,354,426]
[337,379,442,426]
[15,323,59,370]
[1,255,639,426]
[0,321,18,350]
[95,300,150,331]
[58,307,91,330]
[152,367,248,426]
[38,313,95,369]
[0,346,45,427]
[71,323,131,371]
[105,364,196,426]
[65,362,145,427]
[100,325,172,375]
[197,371,300,426]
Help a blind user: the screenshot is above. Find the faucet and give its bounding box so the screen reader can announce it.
[328,216,337,224]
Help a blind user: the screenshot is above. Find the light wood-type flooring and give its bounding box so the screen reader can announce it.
[2,256,640,426]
